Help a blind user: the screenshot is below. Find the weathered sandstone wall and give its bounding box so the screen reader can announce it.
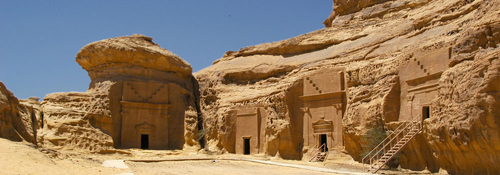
[0,81,39,144]
[196,0,500,174]
[38,86,115,152]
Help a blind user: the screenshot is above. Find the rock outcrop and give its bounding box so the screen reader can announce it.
[38,89,114,153]
[0,81,39,144]
[196,0,500,174]
[39,34,201,152]
[76,34,192,83]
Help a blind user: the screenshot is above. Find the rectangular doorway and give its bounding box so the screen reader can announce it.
[320,134,328,152]
[422,106,430,119]
[244,138,250,155]
[141,134,149,149]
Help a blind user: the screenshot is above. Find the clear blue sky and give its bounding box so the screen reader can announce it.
[0,1,332,99]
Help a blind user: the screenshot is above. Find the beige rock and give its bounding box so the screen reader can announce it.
[76,34,192,80]
[196,0,500,174]
[39,34,201,152]
[0,81,38,144]
[39,90,114,153]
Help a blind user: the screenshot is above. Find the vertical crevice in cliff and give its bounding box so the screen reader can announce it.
[30,109,37,147]
[191,75,205,148]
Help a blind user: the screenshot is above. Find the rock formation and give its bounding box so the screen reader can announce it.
[1,0,499,174]
[38,34,201,152]
[38,90,115,152]
[196,0,500,174]
[0,81,39,144]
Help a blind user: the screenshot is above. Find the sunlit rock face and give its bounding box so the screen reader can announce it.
[196,0,500,174]
[39,34,201,152]
[76,34,193,84]
[0,81,39,144]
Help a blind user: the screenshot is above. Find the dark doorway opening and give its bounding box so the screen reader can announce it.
[40,112,44,128]
[141,134,149,149]
[320,134,328,152]
[244,138,250,155]
[423,106,430,119]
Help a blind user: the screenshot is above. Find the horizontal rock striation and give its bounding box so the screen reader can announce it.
[39,85,115,153]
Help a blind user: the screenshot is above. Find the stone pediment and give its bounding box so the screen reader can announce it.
[312,119,333,134]
[135,122,156,133]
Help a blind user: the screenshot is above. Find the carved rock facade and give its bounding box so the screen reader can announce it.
[76,34,200,150]
[37,34,201,151]
[196,0,500,174]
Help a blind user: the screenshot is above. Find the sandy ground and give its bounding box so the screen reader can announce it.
[0,138,437,175]
[127,160,331,175]
[0,138,131,175]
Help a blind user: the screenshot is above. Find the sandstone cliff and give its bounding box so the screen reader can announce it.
[0,81,39,144]
[196,0,500,174]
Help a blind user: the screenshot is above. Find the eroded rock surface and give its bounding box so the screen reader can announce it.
[196,0,500,174]
[39,34,201,152]
[77,34,192,79]
[0,81,39,144]
[38,86,115,153]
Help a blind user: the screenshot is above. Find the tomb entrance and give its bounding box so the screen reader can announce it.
[75,35,198,150]
[399,47,450,122]
[244,138,251,155]
[120,80,171,149]
[141,134,149,149]
[300,70,346,152]
[226,105,267,155]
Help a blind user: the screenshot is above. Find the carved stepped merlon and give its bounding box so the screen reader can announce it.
[306,77,323,94]
[309,143,328,162]
[413,58,429,75]
[124,82,145,102]
[147,85,167,103]
[362,115,423,173]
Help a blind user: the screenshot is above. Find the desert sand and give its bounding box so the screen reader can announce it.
[0,138,408,175]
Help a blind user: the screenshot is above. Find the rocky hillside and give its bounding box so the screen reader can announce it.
[195,0,500,174]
